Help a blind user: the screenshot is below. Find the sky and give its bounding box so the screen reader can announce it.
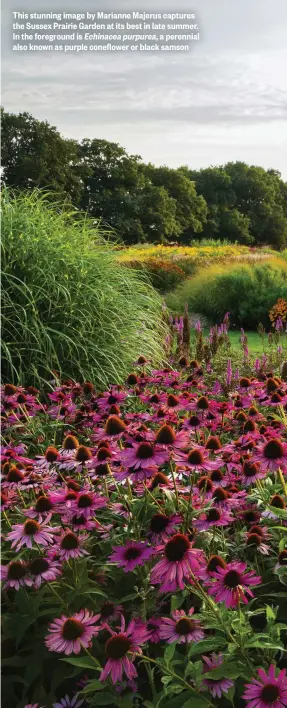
[2,0,287,177]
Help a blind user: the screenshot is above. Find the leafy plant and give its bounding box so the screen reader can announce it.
[1,189,167,386]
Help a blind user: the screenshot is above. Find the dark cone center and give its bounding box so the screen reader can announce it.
[175,618,195,635]
[247,533,262,547]
[197,396,209,410]
[105,415,126,435]
[97,447,111,461]
[206,508,221,522]
[63,435,79,450]
[75,446,92,462]
[8,561,26,580]
[24,520,40,535]
[100,602,115,618]
[45,447,59,463]
[78,494,93,508]
[165,534,190,562]
[270,494,285,509]
[224,569,241,588]
[150,472,169,489]
[207,555,226,572]
[212,488,228,502]
[260,684,280,703]
[167,394,179,408]
[206,437,221,451]
[124,547,142,561]
[243,463,259,478]
[136,442,154,459]
[187,449,204,465]
[62,618,85,641]
[61,532,79,550]
[155,425,176,445]
[105,634,131,659]
[263,439,284,459]
[30,558,49,574]
[35,496,53,512]
[198,476,213,492]
[188,416,200,427]
[150,513,170,533]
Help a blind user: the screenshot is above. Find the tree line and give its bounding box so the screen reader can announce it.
[2,108,287,248]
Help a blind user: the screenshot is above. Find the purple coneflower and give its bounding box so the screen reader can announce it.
[45,609,100,655]
[194,506,233,531]
[159,607,204,644]
[202,653,234,698]
[119,441,169,473]
[99,601,123,625]
[69,490,107,519]
[242,664,287,708]
[253,438,287,473]
[154,423,190,450]
[173,446,221,474]
[100,615,149,684]
[148,512,182,543]
[109,541,153,572]
[1,560,31,590]
[56,531,88,561]
[6,516,58,550]
[151,533,204,592]
[205,560,261,607]
[29,556,62,588]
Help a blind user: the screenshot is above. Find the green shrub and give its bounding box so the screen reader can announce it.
[166,259,287,328]
[1,190,166,386]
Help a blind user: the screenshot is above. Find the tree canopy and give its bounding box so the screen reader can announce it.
[1,108,287,248]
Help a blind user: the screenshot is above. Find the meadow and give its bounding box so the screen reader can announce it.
[2,192,287,708]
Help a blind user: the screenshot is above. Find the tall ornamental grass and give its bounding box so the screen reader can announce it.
[1,190,166,386]
[166,258,287,328]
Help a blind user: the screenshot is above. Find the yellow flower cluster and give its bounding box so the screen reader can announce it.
[118,243,250,263]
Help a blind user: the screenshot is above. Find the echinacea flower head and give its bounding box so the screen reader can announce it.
[1,560,31,590]
[253,438,287,472]
[242,664,287,708]
[194,506,233,531]
[110,541,153,572]
[6,517,58,550]
[56,530,88,561]
[45,610,100,655]
[99,601,123,624]
[151,533,204,592]
[29,556,62,588]
[148,512,182,543]
[120,441,168,473]
[202,653,234,698]
[205,560,261,607]
[174,446,222,475]
[69,490,106,519]
[100,615,149,684]
[159,608,204,644]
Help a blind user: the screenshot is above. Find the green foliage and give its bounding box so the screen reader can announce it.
[1,189,166,386]
[145,164,207,237]
[79,139,180,243]
[2,109,287,248]
[167,259,287,328]
[187,162,287,248]
[1,108,85,205]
